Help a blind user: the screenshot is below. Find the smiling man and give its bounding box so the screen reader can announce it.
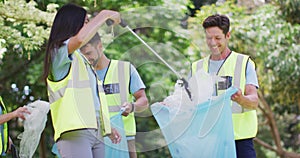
[191,14,259,158]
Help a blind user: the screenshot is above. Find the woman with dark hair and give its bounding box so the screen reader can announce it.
[43,3,121,158]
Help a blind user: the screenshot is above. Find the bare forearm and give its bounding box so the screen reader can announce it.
[0,112,15,125]
[232,85,259,110]
[132,89,148,113]
[237,95,259,110]
[121,89,148,116]
[68,10,120,53]
[0,107,30,124]
[133,97,148,113]
[76,11,108,46]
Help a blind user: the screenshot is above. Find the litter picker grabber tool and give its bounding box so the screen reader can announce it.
[106,19,192,100]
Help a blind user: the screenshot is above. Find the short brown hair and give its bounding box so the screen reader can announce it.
[202,14,230,35]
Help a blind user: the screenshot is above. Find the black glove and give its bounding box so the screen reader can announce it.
[180,78,192,100]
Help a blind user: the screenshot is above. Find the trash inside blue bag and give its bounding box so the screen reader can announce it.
[151,87,237,158]
[104,110,129,158]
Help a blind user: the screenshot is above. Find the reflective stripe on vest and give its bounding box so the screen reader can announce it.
[47,51,111,141]
[0,96,8,155]
[103,60,136,136]
[192,51,258,140]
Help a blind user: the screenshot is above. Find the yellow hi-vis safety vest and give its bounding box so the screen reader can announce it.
[103,60,135,136]
[192,51,258,140]
[47,51,111,141]
[0,96,8,155]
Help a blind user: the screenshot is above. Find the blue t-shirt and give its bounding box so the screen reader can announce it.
[96,63,146,94]
[97,62,145,141]
[50,40,101,115]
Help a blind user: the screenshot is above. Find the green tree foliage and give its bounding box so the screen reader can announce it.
[0,0,55,52]
[275,0,300,24]
[0,0,55,95]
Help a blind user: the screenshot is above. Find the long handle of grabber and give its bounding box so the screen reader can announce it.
[125,26,192,100]
[107,19,181,78]
[124,25,183,79]
[106,19,192,99]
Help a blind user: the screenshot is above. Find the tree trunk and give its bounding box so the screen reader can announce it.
[256,91,300,158]
[38,132,46,158]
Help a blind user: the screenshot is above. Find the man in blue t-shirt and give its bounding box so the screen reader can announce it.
[80,33,149,158]
[191,14,259,158]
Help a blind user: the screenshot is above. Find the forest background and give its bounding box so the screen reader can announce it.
[0,0,299,157]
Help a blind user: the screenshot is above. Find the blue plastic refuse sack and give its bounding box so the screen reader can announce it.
[104,110,129,158]
[151,87,237,158]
